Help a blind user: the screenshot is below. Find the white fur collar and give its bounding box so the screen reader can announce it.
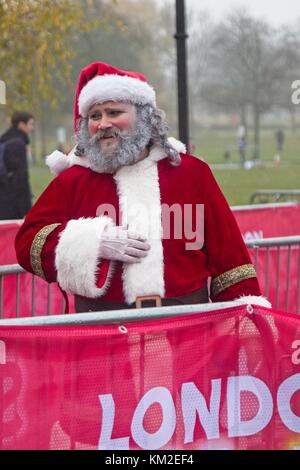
[45,147,89,175]
[46,137,186,176]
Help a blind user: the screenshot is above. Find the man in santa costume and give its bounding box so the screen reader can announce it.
[15,62,269,312]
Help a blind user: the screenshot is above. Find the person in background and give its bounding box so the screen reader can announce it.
[15,62,270,312]
[0,111,34,219]
[236,124,246,167]
[275,128,285,153]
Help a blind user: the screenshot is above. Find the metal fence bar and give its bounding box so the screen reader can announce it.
[47,283,51,316]
[285,246,291,312]
[297,247,300,315]
[250,190,300,204]
[265,246,270,299]
[0,275,3,319]
[0,264,25,275]
[16,272,20,318]
[232,202,297,211]
[31,274,36,317]
[254,246,259,271]
[245,236,300,248]
[0,301,243,326]
[276,247,281,310]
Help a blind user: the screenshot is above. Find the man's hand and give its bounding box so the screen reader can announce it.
[99,226,150,263]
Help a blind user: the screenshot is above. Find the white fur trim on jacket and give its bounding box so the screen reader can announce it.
[55,216,115,298]
[235,295,272,308]
[79,74,156,117]
[46,148,90,176]
[114,146,165,304]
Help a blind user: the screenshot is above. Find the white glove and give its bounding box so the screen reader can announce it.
[99,226,150,264]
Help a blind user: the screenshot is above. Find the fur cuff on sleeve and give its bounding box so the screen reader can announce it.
[55,216,114,297]
[235,295,272,308]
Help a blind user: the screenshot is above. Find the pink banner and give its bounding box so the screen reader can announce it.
[1,305,300,450]
[233,204,300,240]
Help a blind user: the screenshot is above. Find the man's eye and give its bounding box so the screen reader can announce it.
[109,110,122,117]
[89,113,101,120]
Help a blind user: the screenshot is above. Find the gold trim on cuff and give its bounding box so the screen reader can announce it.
[30,223,61,279]
[211,264,257,297]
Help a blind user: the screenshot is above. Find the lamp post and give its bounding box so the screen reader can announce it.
[174,0,190,150]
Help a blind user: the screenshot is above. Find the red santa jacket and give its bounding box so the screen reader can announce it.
[15,145,263,305]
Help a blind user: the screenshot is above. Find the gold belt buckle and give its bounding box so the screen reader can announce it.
[135,295,162,309]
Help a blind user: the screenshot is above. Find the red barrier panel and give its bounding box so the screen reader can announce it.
[0,220,22,264]
[248,246,300,313]
[0,221,74,316]
[233,204,300,240]
[1,273,68,317]
[0,305,300,450]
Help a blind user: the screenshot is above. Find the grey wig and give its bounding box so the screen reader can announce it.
[136,104,181,166]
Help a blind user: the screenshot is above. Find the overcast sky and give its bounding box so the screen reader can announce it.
[157,0,300,25]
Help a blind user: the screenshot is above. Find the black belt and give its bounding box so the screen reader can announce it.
[75,285,209,313]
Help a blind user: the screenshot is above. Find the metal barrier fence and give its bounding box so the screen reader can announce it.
[0,264,65,319]
[246,236,300,313]
[0,301,240,325]
[0,236,299,319]
[249,189,300,204]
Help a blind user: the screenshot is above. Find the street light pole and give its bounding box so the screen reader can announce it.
[174,0,190,150]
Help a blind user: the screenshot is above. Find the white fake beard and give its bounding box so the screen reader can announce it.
[76,114,152,174]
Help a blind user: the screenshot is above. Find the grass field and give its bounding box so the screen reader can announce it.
[30,129,300,206]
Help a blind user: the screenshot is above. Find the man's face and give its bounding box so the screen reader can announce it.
[87,101,137,152]
[18,118,34,135]
[76,102,153,174]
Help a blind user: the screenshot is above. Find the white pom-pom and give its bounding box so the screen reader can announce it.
[168,137,187,154]
[235,295,272,308]
[46,150,71,175]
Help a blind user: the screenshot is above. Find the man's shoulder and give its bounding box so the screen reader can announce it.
[55,164,92,182]
[180,152,208,168]
[163,152,210,174]
[55,164,113,186]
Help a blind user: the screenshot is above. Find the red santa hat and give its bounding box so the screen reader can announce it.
[74,62,156,131]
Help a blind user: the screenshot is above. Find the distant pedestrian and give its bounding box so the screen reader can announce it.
[224,149,231,162]
[237,125,246,140]
[0,111,34,219]
[275,129,285,153]
[237,137,247,164]
[237,125,247,166]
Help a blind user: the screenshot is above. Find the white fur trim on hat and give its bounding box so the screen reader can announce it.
[55,216,115,298]
[235,295,272,308]
[79,74,156,117]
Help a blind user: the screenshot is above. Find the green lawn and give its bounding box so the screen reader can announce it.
[213,166,300,205]
[194,128,300,164]
[30,129,300,206]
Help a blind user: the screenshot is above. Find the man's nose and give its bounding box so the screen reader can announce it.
[98,115,112,130]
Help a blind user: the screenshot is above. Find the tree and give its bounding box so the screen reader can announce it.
[193,9,298,155]
[274,23,300,132]
[0,0,118,158]
[0,0,87,110]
